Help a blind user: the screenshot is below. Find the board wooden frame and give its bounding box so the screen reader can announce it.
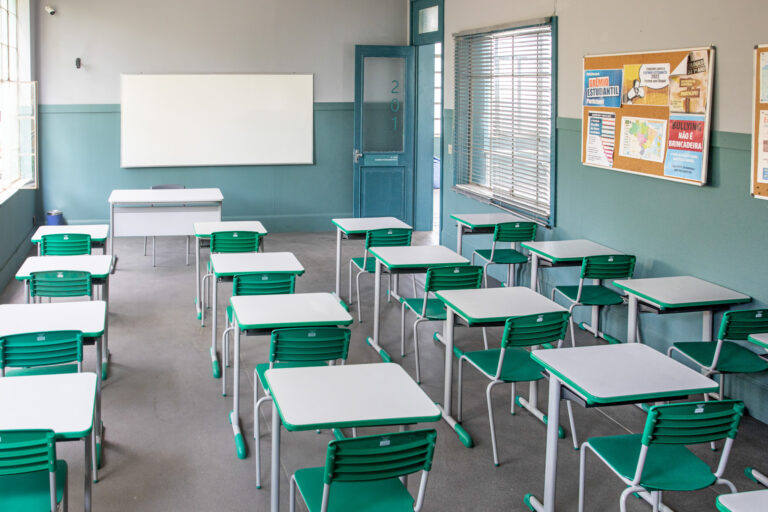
[751,45,768,200]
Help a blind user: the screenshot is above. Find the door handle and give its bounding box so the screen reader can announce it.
[353,149,363,163]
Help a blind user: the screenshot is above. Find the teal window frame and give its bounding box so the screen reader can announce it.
[410,0,443,46]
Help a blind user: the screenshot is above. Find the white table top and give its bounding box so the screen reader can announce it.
[332,216,411,234]
[0,373,97,438]
[451,212,527,228]
[436,287,566,325]
[210,252,304,276]
[370,245,469,269]
[0,302,107,338]
[748,333,768,350]
[231,292,353,330]
[266,363,441,431]
[108,187,223,204]
[16,255,114,279]
[531,343,718,405]
[716,489,768,511]
[521,239,622,262]
[193,221,267,236]
[31,224,110,242]
[613,276,750,309]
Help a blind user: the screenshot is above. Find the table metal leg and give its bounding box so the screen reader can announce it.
[84,429,93,512]
[456,223,464,256]
[231,323,246,459]
[335,228,342,298]
[109,204,114,256]
[627,295,638,343]
[523,376,562,512]
[211,276,221,380]
[434,309,473,447]
[195,237,202,319]
[702,310,713,341]
[270,401,281,512]
[94,337,103,480]
[25,279,29,304]
[365,259,392,362]
[101,279,110,380]
[530,253,539,291]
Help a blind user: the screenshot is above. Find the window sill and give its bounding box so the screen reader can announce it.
[0,180,33,206]
[452,184,552,228]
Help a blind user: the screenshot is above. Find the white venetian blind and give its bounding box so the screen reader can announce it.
[454,21,553,223]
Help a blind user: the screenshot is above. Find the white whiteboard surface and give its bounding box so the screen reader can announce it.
[120,74,314,167]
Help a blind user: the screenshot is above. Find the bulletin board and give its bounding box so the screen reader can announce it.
[751,45,768,199]
[581,47,715,186]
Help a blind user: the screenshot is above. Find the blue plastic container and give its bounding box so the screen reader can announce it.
[46,210,63,225]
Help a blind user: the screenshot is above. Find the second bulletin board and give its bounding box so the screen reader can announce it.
[751,45,768,199]
[581,47,715,186]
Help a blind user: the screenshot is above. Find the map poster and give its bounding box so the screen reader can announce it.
[583,69,623,107]
[621,63,670,106]
[761,52,768,103]
[618,116,667,163]
[585,111,616,167]
[664,114,705,180]
[758,110,768,183]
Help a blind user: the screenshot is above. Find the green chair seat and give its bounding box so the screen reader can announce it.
[400,297,447,320]
[5,364,80,377]
[473,248,528,265]
[671,341,768,374]
[350,257,376,273]
[463,347,545,383]
[553,285,625,306]
[587,434,716,491]
[293,466,415,512]
[0,460,67,511]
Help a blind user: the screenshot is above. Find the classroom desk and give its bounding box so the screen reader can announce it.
[366,245,469,361]
[450,212,527,257]
[331,217,411,299]
[748,332,768,349]
[0,301,107,479]
[192,221,268,320]
[15,254,115,379]
[228,292,353,459]
[434,287,567,447]
[31,224,110,255]
[716,490,768,512]
[0,372,97,512]
[108,188,223,261]
[526,343,718,512]
[206,252,304,385]
[613,276,751,344]
[265,362,441,512]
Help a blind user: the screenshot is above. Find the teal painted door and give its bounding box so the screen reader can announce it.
[353,45,415,223]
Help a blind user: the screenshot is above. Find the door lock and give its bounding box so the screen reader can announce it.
[353,149,363,163]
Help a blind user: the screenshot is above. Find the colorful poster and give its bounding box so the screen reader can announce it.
[761,52,768,103]
[664,114,705,180]
[669,73,708,114]
[618,116,667,163]
[758,110,768,183]
[621,63,670,105]
[583,69,623,107]
[585,111,616,167]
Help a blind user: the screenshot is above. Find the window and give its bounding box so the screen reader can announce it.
[453,18,555,225]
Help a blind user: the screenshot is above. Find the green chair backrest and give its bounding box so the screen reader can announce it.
[30,270,92,298]
[323,429,437,485]
[40,233,92,256]
[364,228,413,250]
[269,327,351,364]
[210,231,260,253]
[0,330,83,373]
[501,311,570,349]
[493,222,537,243]
[0,430,57,476]
[719,309,768,342]
[642,400,744,447]
[232,272,295,296]
[424,265,483,293]
[580,254,636,280]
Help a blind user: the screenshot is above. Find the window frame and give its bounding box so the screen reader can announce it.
[410,0,443,47]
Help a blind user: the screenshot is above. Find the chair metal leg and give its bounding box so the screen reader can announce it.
[348,261,353,305]
[355,270,363,323]
[566,401,579,449]
[400,303,407,357]
[483,262,491,287]
[486,380,501,466]
[411,274,417,297]
[457,357,465,422]
[255,392,272,490]
[289,474,297,512]
[482,327,489,350]
[651,491,661,512]
[568,304,578,347]
[510,383,516,415]
[413,318,425,384]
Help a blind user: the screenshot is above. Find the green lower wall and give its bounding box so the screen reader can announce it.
[442,110,768,423]
[39,103,355,231]
[0,188,36,291]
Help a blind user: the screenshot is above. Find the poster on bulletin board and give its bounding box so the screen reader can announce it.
[751,45,768,199]
[581,47,715,186]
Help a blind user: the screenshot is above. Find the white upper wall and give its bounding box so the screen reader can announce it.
[35,0,407,104]
[444,0,767,133]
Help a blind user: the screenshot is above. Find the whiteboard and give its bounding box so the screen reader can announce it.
[120,74,314,167]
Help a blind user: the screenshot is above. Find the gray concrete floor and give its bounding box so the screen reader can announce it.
[3,231,767,511]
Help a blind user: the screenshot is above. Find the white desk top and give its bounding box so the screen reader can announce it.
[266,363,441,431]
[31,224,109,242]
[193,221,267,236]
[748,333,768,350]
[108,187,223,204]
[332,216,411,234]
[0,302,107,338]
[370,245,468,269]
[521,239,622,262]
[210,252,304,276]
[532,343,718,405]
[0,373,97,438]
[231,292,353,330]
[613,276,750,310]
[436,287,566,325]
[716,489,768,511]
[16,255,114,279]
[450,212,527,228]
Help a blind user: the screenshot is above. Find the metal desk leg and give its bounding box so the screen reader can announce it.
[195,237,202,319]
[84,428,93,512]
[436,309,473,447]
[94,337,103,480]
[109,203,114,256]
[523,377,562,512]
[456,223,464,256]
[365,259,392,362]
[702,310,713,341]
[231,323,246,459]
[101,278,110,380]
[335,227,342,298]
[627,295,638,343]
[530,253,539,291]
[25,280,30,304]
[270,401,281,512]
[211,275,221,380]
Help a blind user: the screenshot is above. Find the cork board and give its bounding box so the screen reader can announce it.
[751,45,768,199]
[581,47,714,186]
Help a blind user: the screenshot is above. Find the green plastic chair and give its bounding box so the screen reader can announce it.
[0,330,84,377]
[668,309,768,400]
[578,400,744,512]
[289,429,438,512]
[471,222,537,287]
[29,271,92,303]
[456,311,576,466]
[201,230,262,316]
[40,233,92,256]
[0,430,68,512]
[551,254,636,347]
[349,228,413,323]
[253,327,351,489]
[399,265,485,384]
